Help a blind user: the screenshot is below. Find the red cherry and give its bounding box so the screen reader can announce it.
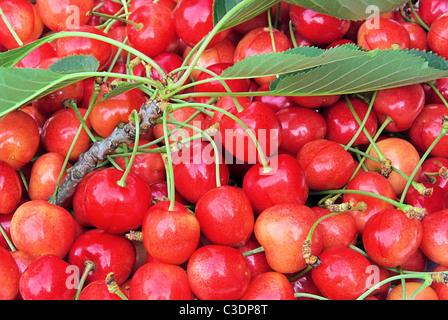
[150,52,184,83]
[36,0,94,32]
[254,203,323,274]
[363,208,423,268]
[115,140,166,186]
[420,209,448,266]
[357,18,410,50]
[290,271,323,300]
[83,168,152,234]
[172,141,230,204]
[193,63,249,103]
[0,0,42,49]
[431,265,448,300]
[276,106,327,155]
[427,78,448,104]
[296,139,355,191]
[0,161,22,215]
[72,170,98,227]
[311,206,358,250]
[405,182,448,214]
[242,154,308,215]
[237,235,272,279]
[87,86,147,138]
[0,110,40,170]
[68,229,136,285]
[19,254,77,300]
[56,25,112,71]
[210,96,251,125]
[289,5,351,45]
[240,271,295,300]
[0,246,20,300]
[401,22,429,51]
[373,84,425,132]
[148,181,191,205]
[87,0,124,29]
[253,82,297,113]
[41,108,92,162]
[130,262,193,300]
[0,213,13,250]
[387,282,439,300]
[10,200,76,259]
[343,171,397,235]
[234,27,291,85]
[323,97,378,146]
[78,280,122,300]
[187,245,251,300]
[419,156,448,190]
[195,185,254,247]
[219,101,282,164]
[141,201,200,265]
[28,152,72,205]
[127,3,177,59]
[173,0,231,48]
[409,104,448,157]
[15,42,56,69]
[311,247,372,300]
[291,94,341,109]
[419,0,448,27]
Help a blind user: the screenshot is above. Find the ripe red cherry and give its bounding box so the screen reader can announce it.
[431,265,448,300]
[28,152,72,204]
[87,0,124,29]
[291,94,341,109]
[0,161,22,215]
[404,181,448,214]
[275,106,327,155]
[420,209,448,266]
[419,156,448,190]
[10,200,76,259]
[290,271,323,300]
[419,0,448,27]
[357,18,410,50]
[150,52,184,83]
[127,3,178,59]
[219,101,282,164]
[402,22,429,51]
[36,0,94,32]
[0,110,40,170]
[78,280,122,300]
[15,42,56,69]
[234,27,291,85]
[195,185,254,247]
[311,246,372,300]
[173,0,231,48]
[193,63,250,103]
[362,208,423,268]
[83,168,152,234]
[56,25,112,71]
[19,254,77,300]
[289,5,351,45]
[141,200,200,265]
[187,245,251,300]
[0,246,20,300]
[342,171,397,235]
[41,107,92,162]
[387,282,439,300]
[323,97,378,146]
[172,141,229,204]
[311,206,358,250]
[408,104,448,158]
[87,86,147,138]
[240,271,295,300]
[296,139,355,191]
[237,235,272,279]
[130,262,193,300]
[427,78,448,104]
[373,84,425,132]
[148,181,191,205]
[242,154,309,215]
[253,82,297,113]
[0,0,42,49]
[68,229,136,285]
[254,203,323,274]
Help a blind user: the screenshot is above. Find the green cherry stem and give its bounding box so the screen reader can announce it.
[0,224,16,252]
[293,293,329,300]
[73,260,96,300]
[105,272,129,300]
[162,105,176,211]
[408,1,431,32]
[242,245,265,257]
[0,6,23,47]
[117,109,140,188]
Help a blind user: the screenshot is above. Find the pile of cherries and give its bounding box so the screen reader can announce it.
[1,0,448,301]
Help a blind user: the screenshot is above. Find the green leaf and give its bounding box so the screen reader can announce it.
[221,44,368,79]
[283,0,408,20]
[48,55,100,74]
[213,0,281,31]
[0,37,51,68]
[269,48,448,95]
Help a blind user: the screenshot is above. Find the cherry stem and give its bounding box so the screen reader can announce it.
[105,272,129,300]
[399,116,448,203]
[74,260,96,300]
[427,81,448,108]
[0,224,16,251]
[0,6,23,47]
[162,105,176,211]
[407,1,431,32]
[117,109,140,188]
[293,293,329,300]
[242,245,265,257]
[87,11,142,30]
